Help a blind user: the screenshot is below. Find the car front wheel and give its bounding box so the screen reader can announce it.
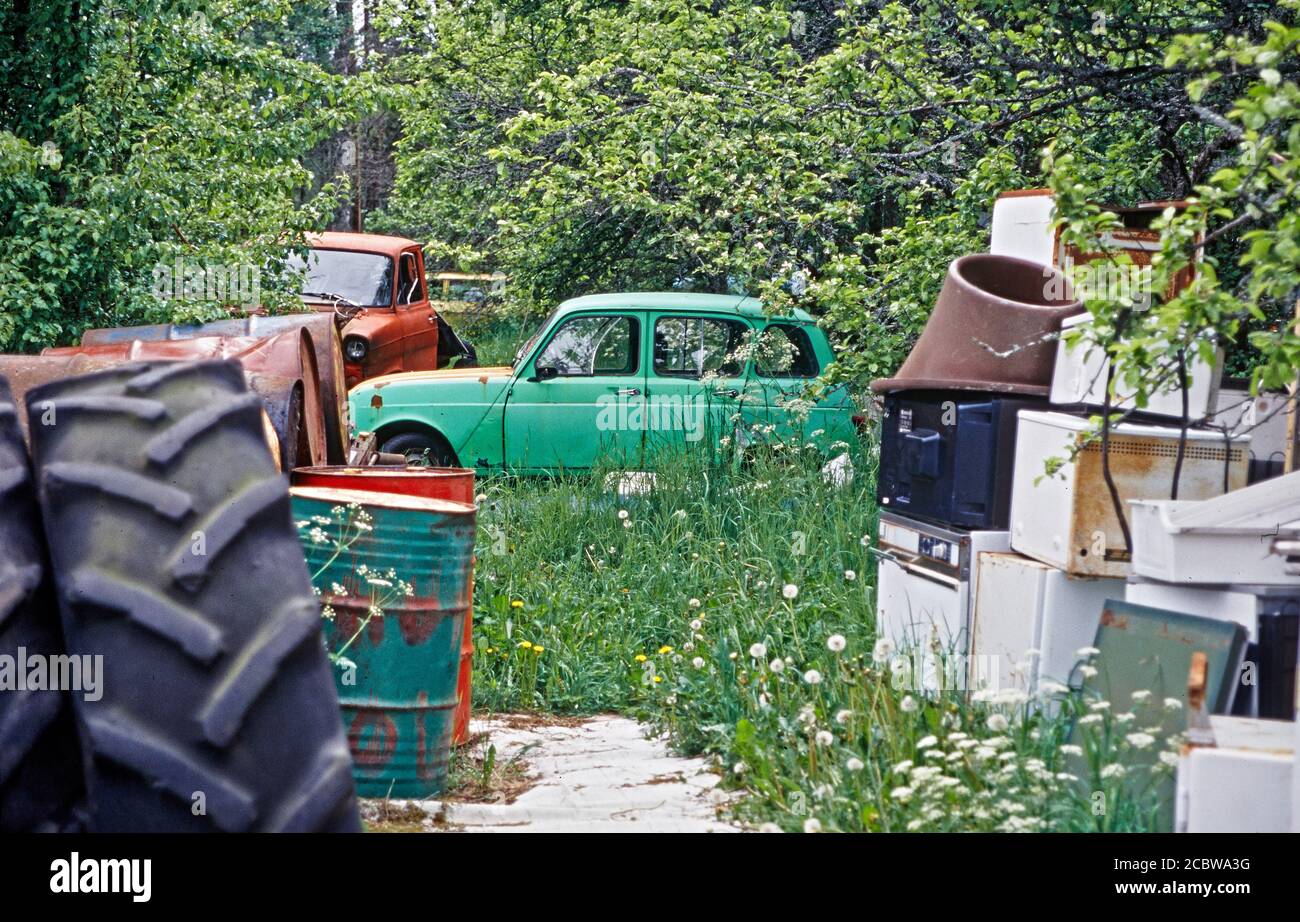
[381,431,457,467]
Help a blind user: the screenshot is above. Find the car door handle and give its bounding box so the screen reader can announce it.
[615,388,641,397]
[713,389,741,399]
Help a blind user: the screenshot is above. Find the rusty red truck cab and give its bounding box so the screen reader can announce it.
[293,232,476,388]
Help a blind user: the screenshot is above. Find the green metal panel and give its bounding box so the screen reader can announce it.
[293,488,476,798]
[1088,599,1248,717]
[1074,599,1249,831]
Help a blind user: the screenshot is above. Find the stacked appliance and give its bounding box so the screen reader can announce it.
[1128,471,1300,718]
[872,189,1251,697]
[870,249,1079,692]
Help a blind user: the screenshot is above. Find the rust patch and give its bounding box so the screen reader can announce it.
[1067,435,1248,577]
[1099,609,1129,630]
[398,609,438,646]
[370,393,383,408]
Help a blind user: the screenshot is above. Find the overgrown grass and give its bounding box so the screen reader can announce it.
[445,309,537,367]
[469,437,1179,832]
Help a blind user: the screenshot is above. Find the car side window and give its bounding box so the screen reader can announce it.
[653,316,749,379]
[535,315,639,376]
[397,252,424,305]
[755,324,820,378]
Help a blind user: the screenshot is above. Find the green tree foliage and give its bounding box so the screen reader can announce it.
[374,0,1295,385]
[0,0,366,352]
[3,0,1295,392]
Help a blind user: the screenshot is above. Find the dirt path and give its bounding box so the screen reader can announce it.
[363,714,741,833]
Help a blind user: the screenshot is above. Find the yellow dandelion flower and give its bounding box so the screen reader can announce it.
[518,641,533,649]
[634,654,648,663]
[653,675,662,683]
[510,599,524,608]
[533,646,544,654]
[658,645,673,655]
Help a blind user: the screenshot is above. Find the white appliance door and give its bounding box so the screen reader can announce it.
[877,554,967,692]
[969,553,1047,695]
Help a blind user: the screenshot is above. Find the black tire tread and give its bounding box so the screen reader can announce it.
[27,360,360,832]
[0,378,89,832]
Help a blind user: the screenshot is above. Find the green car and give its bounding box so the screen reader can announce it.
[348,292,858,473]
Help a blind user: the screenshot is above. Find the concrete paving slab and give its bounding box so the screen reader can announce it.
[368,714,741,833]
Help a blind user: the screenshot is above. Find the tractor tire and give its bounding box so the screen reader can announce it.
[26,360,361,832]
[0,377,89,832]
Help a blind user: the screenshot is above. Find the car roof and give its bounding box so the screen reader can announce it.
[555,292,814,323]
[308,231,419,257]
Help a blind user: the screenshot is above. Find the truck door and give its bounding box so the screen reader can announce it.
[397,248,440,372]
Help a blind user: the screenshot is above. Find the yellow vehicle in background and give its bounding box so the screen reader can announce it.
[431,272,507,315]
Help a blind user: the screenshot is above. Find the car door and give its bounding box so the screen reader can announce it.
[503,311,646,473]
[753,322,854,444]
[644,313,763,462]
[396,248,440,371]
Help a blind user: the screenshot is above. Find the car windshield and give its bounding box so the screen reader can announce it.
[514,308,560,367]
[289,249,394,308]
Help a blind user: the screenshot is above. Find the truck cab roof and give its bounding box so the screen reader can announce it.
[307,231,421,258]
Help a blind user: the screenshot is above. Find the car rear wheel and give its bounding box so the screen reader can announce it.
[382,431,457,467]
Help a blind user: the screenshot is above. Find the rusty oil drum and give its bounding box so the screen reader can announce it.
[291,465,478,745]
[290,465,475,505]
[291,486,475,797]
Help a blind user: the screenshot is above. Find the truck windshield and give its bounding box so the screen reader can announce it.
[290,249,394,308]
